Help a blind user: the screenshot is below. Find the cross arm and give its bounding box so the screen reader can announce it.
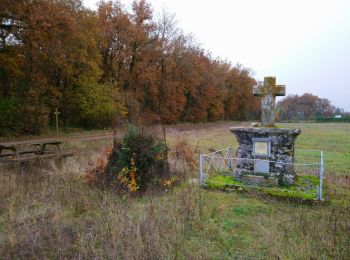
[253,82,264,96]
[274,85,286,96]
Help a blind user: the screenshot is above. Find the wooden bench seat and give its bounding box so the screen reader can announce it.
[0,139,72,162]
[8,152,73,162]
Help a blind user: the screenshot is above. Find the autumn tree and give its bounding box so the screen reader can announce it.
[0,0,260,135]
[224,66,259,120]
[0,0,25,98]
[150,10,188,123]
[97,0,131,83]
[277,93,336,121]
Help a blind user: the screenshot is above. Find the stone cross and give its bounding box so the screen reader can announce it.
[253,77,285,127]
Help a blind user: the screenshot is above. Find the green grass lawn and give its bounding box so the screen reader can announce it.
[0,122,349,258]
[286,123,350,174]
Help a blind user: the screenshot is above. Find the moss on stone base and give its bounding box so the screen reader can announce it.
[206,175,244,189]
[205,175,325,202]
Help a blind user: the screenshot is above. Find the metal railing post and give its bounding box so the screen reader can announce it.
[199,154,204,186]
[319,150,324,201]
[228,147,232,170]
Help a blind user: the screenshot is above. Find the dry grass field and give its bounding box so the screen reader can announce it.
[0,122,349,259]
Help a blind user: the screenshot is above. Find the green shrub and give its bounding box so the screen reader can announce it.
[0,94,48,135]
[74,80,126,128]
[107,125,168,191]
[0,97,21,135]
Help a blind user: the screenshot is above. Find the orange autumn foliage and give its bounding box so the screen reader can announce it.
[1,0,260,135]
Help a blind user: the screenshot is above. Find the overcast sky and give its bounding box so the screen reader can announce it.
[83,0,350,111]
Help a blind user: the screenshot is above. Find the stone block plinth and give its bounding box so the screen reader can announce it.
[230,127,301,185]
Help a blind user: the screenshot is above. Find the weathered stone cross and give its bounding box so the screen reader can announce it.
[253,77,285,127]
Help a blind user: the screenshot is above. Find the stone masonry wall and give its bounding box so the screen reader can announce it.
[229,127,301,185]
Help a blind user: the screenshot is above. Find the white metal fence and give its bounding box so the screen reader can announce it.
[199,147,325,200]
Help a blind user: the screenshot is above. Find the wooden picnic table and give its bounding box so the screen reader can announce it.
[0,139,71,161]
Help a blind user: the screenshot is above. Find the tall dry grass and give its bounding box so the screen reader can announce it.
[0,153,208,259]
[1,150,350,259]
[257,202,350,259]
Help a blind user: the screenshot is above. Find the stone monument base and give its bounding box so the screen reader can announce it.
[230,127,301,186]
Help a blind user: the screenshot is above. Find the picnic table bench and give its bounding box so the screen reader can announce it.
[0,139,72,162]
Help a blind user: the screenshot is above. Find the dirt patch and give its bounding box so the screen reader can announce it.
[0,121,250,145]
[165,121,250,135]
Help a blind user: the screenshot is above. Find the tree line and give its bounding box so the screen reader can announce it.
[276,93,343,121]
[0,0,260,135]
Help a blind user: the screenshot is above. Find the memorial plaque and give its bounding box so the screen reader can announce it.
[254,159,269,173]
[252,138,271,172]
[253,138,271,157]
[254,141,269,156]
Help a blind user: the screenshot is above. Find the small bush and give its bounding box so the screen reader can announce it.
[84,146,113,187]
[86,125,169,191]
[109,125,168,191]
[170,138,198,178]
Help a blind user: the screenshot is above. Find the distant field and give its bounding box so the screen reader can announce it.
[166,122,350,175]
[0,122,349,258]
